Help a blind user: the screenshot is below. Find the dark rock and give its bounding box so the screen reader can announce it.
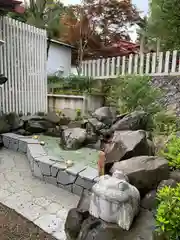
[92,107,116,125]
[170,170,180,182]
[59,116,71,125]
[44,127,61,137]
[147,139,155,155]
[77,190,91,212]
[15,129,31,136]
[65,208,89,240]
[141,190,157,211]
[25,120,46,133]
[87,118,106,132]
[0,116,10,133]
[6,112,23,130]
[75,209,154,240]
[45,111,60,124]
[112,113,128,124]
[61,128,87,150]
[110,111,151,132]
[21,115,43,122]
[104,130,152,164]
[111,156,169,195]
[157,179,177,191]
[68,121,83,128]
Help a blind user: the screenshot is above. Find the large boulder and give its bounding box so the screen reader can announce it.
[87,118,106,132]
[0,116,11,133]
[111,111,151,132]
[65,209,155,240]
[25,120,46,133]
[61,128,87,150]
[89,171,140,230]
[111,156,169,195]
[92,107,116,125]
[45,111,60,124]
[104,130,153,164]
[6,112,23,130]
[65,208,89,240]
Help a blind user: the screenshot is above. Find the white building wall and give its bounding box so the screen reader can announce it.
[47,42,72,77]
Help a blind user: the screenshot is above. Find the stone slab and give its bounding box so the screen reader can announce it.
[72,184,83,196]
[36,156,54,176]
[79,166,98,181]
[51,162,67,177]
[33,161,44,180]
[66,164,87,176]
[58,183,72,193]
[27,143,47,158]
[9,138,19,151]
[2,136,10,148]
[57,171,77,185]
[44,175,57,185]
[75,177,95,190]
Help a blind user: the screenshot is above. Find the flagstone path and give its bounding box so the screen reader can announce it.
[0,148,79,240]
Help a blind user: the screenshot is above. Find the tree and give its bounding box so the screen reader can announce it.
[9,0,65,56]
[60,0,139,73]
[148,0,180,51]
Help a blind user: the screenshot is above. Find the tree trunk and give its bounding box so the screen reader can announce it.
[47,36,51,58]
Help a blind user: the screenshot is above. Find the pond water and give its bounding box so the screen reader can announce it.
[38,135,99,168]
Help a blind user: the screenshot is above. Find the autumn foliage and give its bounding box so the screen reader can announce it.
[60,0,140,62]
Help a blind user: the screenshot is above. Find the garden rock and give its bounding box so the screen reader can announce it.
[61,127,87,150]
[25,120,46,133]
[141,190,157,211]
[6,112,23,130]
[45,111,60,124]
[104,130,151,164]
[65,208,90,240]
[65,209,154,240]
[157,179,177,191]
[87,118,106,132]
[0,116,10,134]
[110,111,151,131]
[170,170,180,182]
[89,171,140,230]
[92,107,116,125]
[111,156,169,195]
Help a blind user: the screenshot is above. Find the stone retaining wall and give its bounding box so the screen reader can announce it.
[1,133,98,196]
[152,75,180,115]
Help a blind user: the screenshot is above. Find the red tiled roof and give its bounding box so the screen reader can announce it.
[0,0,25,13]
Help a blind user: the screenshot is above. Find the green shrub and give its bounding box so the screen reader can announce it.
[106,75,163,114]
[75,108,82,121]
[161,135,180,169]
[153,111,178,135]
[156,184,180,240]
[48,74,95,94]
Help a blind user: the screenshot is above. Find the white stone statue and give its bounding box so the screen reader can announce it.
[89,170,140,230]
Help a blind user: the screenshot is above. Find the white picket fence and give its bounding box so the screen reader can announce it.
[0,17,47,114]
[82,51,180,78]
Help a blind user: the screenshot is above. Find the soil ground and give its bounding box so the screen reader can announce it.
[0,202,56,240]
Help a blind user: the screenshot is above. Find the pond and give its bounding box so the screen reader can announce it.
[38,135,99,168]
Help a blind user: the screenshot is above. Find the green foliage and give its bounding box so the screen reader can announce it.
[106,75,163,115]
[156,184,180,239]
[153,111,178,135]
[75,108,82,120]
[161,135,180,169]
[148,0,180,50]
[48,74,101,95]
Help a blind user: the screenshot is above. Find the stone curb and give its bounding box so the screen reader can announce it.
[0,133,98,196]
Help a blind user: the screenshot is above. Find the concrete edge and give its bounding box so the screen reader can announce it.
[0,133,98,196]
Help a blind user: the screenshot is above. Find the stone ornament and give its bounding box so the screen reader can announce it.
[89,170,140,230]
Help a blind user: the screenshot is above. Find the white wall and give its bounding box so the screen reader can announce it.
[47,42,72,77]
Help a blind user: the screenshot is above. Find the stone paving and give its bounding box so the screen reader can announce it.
[0,148,79,240]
